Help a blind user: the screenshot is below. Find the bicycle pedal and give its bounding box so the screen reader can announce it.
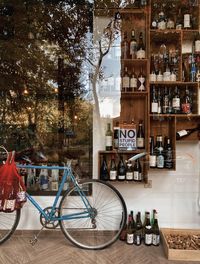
[30,236,38,246]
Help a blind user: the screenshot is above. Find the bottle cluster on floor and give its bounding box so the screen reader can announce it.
[120,209,160,247]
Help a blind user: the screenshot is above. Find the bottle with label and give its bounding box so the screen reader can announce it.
[182,61,189,82]
[122,67,130,93]
[157,8,166,30]
[176,8,183,29]
[130,30,137,59]
[149,136,156,168]
[190,62,197,82]
[39,168,49,190]
[140,0,147,6]
[109,155,117,181]
[151,85,158,114]
[152,211,160,246]
[157,88,162,114]
[164,137,173,169]
[167,87,173,114]
[134,211,143,246]
[133,158,142,181]
[144,212,152,246]
[113,122,120,149]
[184,13,191,29]
[117,155,126,181]
[137,121,145,149]
[3,189,16,212]
[136,32,145,59]
[176,125,200,140]
[150,55,157,82]
[105,123,113,151]
[195,33,200,53]
[121,31,129,59]
[162,86,169,114]
[130,67,137,91]
[126,214,134,245]
[172,86,181,114]
[181,86,192,114]
[137,67,146,91]
[156,135,164,169]
[125,160,133,181]
[100,155,109,181]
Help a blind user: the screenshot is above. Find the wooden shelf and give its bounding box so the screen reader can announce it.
[150,82,199,85]
[121,91,148,96]
[149,114,200,118]
[99,150,145,155]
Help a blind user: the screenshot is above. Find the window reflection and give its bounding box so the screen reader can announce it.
[0,1,93,183]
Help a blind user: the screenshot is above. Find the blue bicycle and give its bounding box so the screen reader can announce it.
[0,152,145,249]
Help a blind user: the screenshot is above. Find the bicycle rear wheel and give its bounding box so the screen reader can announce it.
[59,179,127,250]
[0,209,21,244]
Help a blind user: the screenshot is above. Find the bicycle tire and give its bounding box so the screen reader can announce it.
[0,209,21,245]
[59,179,127,250]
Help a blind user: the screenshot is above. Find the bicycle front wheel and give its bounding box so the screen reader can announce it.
[59,179,127,250]
[0,209,21,245]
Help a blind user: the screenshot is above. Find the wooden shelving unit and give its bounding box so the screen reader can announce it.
[98,0,200,182]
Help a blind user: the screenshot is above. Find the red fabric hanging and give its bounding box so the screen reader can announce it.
[0,151,26,212]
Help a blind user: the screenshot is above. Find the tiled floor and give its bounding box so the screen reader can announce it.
[0,231,198,264]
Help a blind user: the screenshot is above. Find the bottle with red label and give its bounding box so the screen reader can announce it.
[181,86,192,114]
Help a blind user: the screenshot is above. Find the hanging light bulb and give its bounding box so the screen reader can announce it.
[23,84,29,95]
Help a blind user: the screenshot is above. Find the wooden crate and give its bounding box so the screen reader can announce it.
[161,228,200,262]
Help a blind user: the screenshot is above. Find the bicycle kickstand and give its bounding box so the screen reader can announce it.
[30,226,45,246]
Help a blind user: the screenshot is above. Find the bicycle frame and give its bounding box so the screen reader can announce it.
[17,164,93,222]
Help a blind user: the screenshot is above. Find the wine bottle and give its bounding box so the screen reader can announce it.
[164,137,173,169]
[3,190,16,212]
[100,155,109,181]
[134,212,143,246]
[176,125,200,140]
[122,67,130,93]
[172,86,181,114]
[136,32,145,59]
[151,85,158,113]
[117,155,126,181]
[126,160,133,181]
[176,8,183,29]
[113,122,120,149]
[121,31,129,59]
[181,86,192,114]
[144,212,152,246]
[130,30,137,59]
[130,67,137,91]
[195,32,200,53]
[133,159,142,181]
[149,136,156,168]
[137,121,145,149]
[157,88,162,114]
[190,62,197,82]
[126,214,134,245]
[105,123,113,151]
[157,8,166,30]
[162,86,169,114]
[109,155,117,181]
[156,135,164,169]
[152,211,160,246]
[130,210,136,231]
